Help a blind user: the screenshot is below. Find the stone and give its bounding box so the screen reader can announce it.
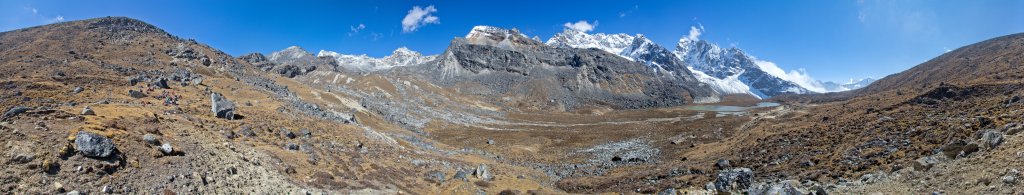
[487,138,494,145]
[981,130,1003,149]
[914,155,944,171]
[151,77,170,89]
[102,185,112,193]
[226,167,238,175]
[54,182,65,193]
[656,188,677,195]
[192,77,203,86]
[751,180,804,195]
[453,169,468,181]
[81,106,96,115]
[425,171,446,184]
[299,129,312,138]
[714,167,753,193]
[75,131,116,158]
[281,128,296,139]
[2,106,32,120]
[239,126,256,137]
[475,164,492,180]
[143,134,159,145]
[286,143,299,150]
[128,90,146,98]
[72,86,84,94]
[211,92,236,120]
[1003,169,1019,184]
[66,191,81,195]
[159,143,174,155]
[715,159,731,170]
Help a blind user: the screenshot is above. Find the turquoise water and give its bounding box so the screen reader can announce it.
[684,102,781,112]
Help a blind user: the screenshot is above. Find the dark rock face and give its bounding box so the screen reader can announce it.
[238,53,276,71]
[210,92,236,120]
[75,131,116,158]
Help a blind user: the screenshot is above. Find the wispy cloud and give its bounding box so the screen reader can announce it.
[619,5,639,18]
[856,0,939,38]
[23,6,64,24]
[563,20,598,32]
[401,5,439,33]
[348,23,365,36]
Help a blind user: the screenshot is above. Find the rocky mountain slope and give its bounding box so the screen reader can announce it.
[2,16,1022,195]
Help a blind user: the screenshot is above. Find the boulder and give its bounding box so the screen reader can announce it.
[75,131,116,158]
[453,169,468,181]
[299,129,312,138]
[1003,169,1019,184]
[981,130,1003,149]
[72,86,84,94]
[159,143,174,155]
[750,180,804,195]
[239,126,257,137]
[142,134,159,145]
[286,143,299,150]
[714,167,753,193]
[210,92,236,120]
[128,90,146,98]
[81,106,95,115]
[151,77,170,89]
[2,106,32,120]
[281,128,296,139]
[475,164,492,180]
[656,188,677,195]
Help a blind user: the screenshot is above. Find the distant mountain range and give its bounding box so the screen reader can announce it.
[263,26,874,99]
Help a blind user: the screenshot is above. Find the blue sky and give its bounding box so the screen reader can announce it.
[2,0,1022,82]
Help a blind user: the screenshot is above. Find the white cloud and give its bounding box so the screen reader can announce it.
[401,5,439,33]
[349,23,365,36]
[53,15,64,22]
[31,8,38,14]
[753,59,829,93]
[563,20,598,32]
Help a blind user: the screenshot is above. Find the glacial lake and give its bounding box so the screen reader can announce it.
[684,102,781,112]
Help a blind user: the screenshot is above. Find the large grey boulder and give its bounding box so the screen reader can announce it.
[715,167,754,193]
[75,131,116,158]
[981,130,1004,149]
[210,92,236,120]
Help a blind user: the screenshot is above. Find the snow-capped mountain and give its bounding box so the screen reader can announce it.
[317,47,437,72]
[674,27,816,98]
[822,78,876,92]
[545,26,876,99]
[269,46,317,64]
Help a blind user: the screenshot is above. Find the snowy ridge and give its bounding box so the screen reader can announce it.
[317,47,437,72]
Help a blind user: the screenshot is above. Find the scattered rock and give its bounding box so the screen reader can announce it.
[286,143,299,151]
[914,155,946,171]
[299,129,312,138]
[72,86,84,94]
[143,134,160,145]
[159,143,174,155]
[425,171,446,184]
[981,130,1003,149]
[1003,123,1023,135]
[75,131,116,158]
[128,90,146,98]
[102,185,112,193]
[81,106,95,115]
[2,106,32,120]
[475,164,492,181]
[714,167,753,193]
[498,189,521,195]
[487,138,494,145]
[656,188,677,195]
[715,159,732,170]
[66,190,81,195]
[1003,169,1019,184]
[751,180,804,195]
[211,92,236,120]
